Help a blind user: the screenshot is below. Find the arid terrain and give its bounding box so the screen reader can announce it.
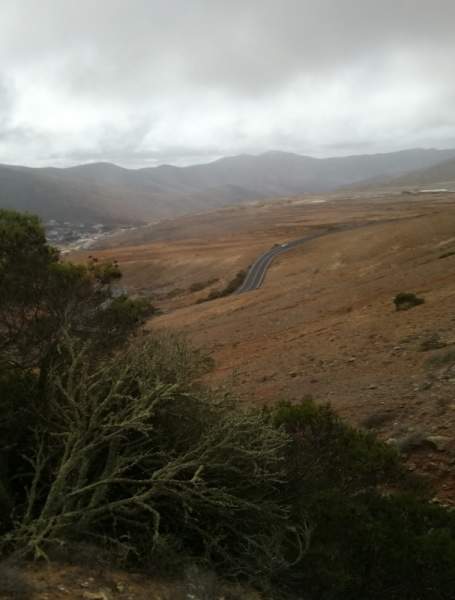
[6,562,259,600]
[71,191,455,504]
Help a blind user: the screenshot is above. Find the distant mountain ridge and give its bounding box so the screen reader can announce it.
[385,157,455,188]
[2,148,455,224]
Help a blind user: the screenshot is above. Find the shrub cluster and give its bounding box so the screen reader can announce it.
[3,335,303,584]
[269,401,455,599]
[196,270,247,303]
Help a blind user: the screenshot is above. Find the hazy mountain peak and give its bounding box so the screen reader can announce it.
[2,148,455,225]
[68,161,127,172]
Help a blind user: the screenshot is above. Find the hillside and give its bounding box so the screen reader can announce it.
[74,191,455,502]
[3,148,455,224]
[388,157,455,188]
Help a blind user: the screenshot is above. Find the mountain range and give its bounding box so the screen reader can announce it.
[2,148,455,224]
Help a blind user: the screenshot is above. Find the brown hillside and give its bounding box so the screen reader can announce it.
[73,192,455,501]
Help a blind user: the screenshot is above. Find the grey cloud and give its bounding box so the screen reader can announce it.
[1,0,455,166]
[0,79,14,129]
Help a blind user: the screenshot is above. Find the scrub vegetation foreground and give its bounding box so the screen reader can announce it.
[1,209,455,599]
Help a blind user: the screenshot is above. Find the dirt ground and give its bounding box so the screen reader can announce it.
[0,561,260,600]
[71,192,455,501]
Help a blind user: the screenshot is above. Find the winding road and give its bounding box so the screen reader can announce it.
[236,230,330,294]
[236,221,387,294]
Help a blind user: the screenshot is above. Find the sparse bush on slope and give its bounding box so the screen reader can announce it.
[393,292,425,311]
[196,270,247,303]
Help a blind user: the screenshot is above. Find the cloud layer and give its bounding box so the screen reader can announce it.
[1,0,455,166]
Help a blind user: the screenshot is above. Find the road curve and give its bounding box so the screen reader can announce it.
[236,230,329,294]
[236,221,386,294]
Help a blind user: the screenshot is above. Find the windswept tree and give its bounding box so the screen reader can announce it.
[0,209,154,519]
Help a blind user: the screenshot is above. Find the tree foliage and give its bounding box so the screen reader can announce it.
[0,209,154,532]
[3,334,307,588]
[0,209,153,370]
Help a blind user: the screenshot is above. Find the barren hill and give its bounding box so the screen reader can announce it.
[3,148,455,224]
[388,157,455,188]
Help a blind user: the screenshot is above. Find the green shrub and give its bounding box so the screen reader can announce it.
[2,335,306,587]
[267,400,455,599]
[221,270,247,296]
[294,491,455,600]
[393,292,425,311]
[197,271,247,303]
[271,400,407,502]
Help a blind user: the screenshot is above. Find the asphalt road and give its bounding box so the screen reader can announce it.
[236,220,390,294]
[236,229,331,294]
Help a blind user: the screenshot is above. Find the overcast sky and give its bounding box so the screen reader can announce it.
[1,0,455,167]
